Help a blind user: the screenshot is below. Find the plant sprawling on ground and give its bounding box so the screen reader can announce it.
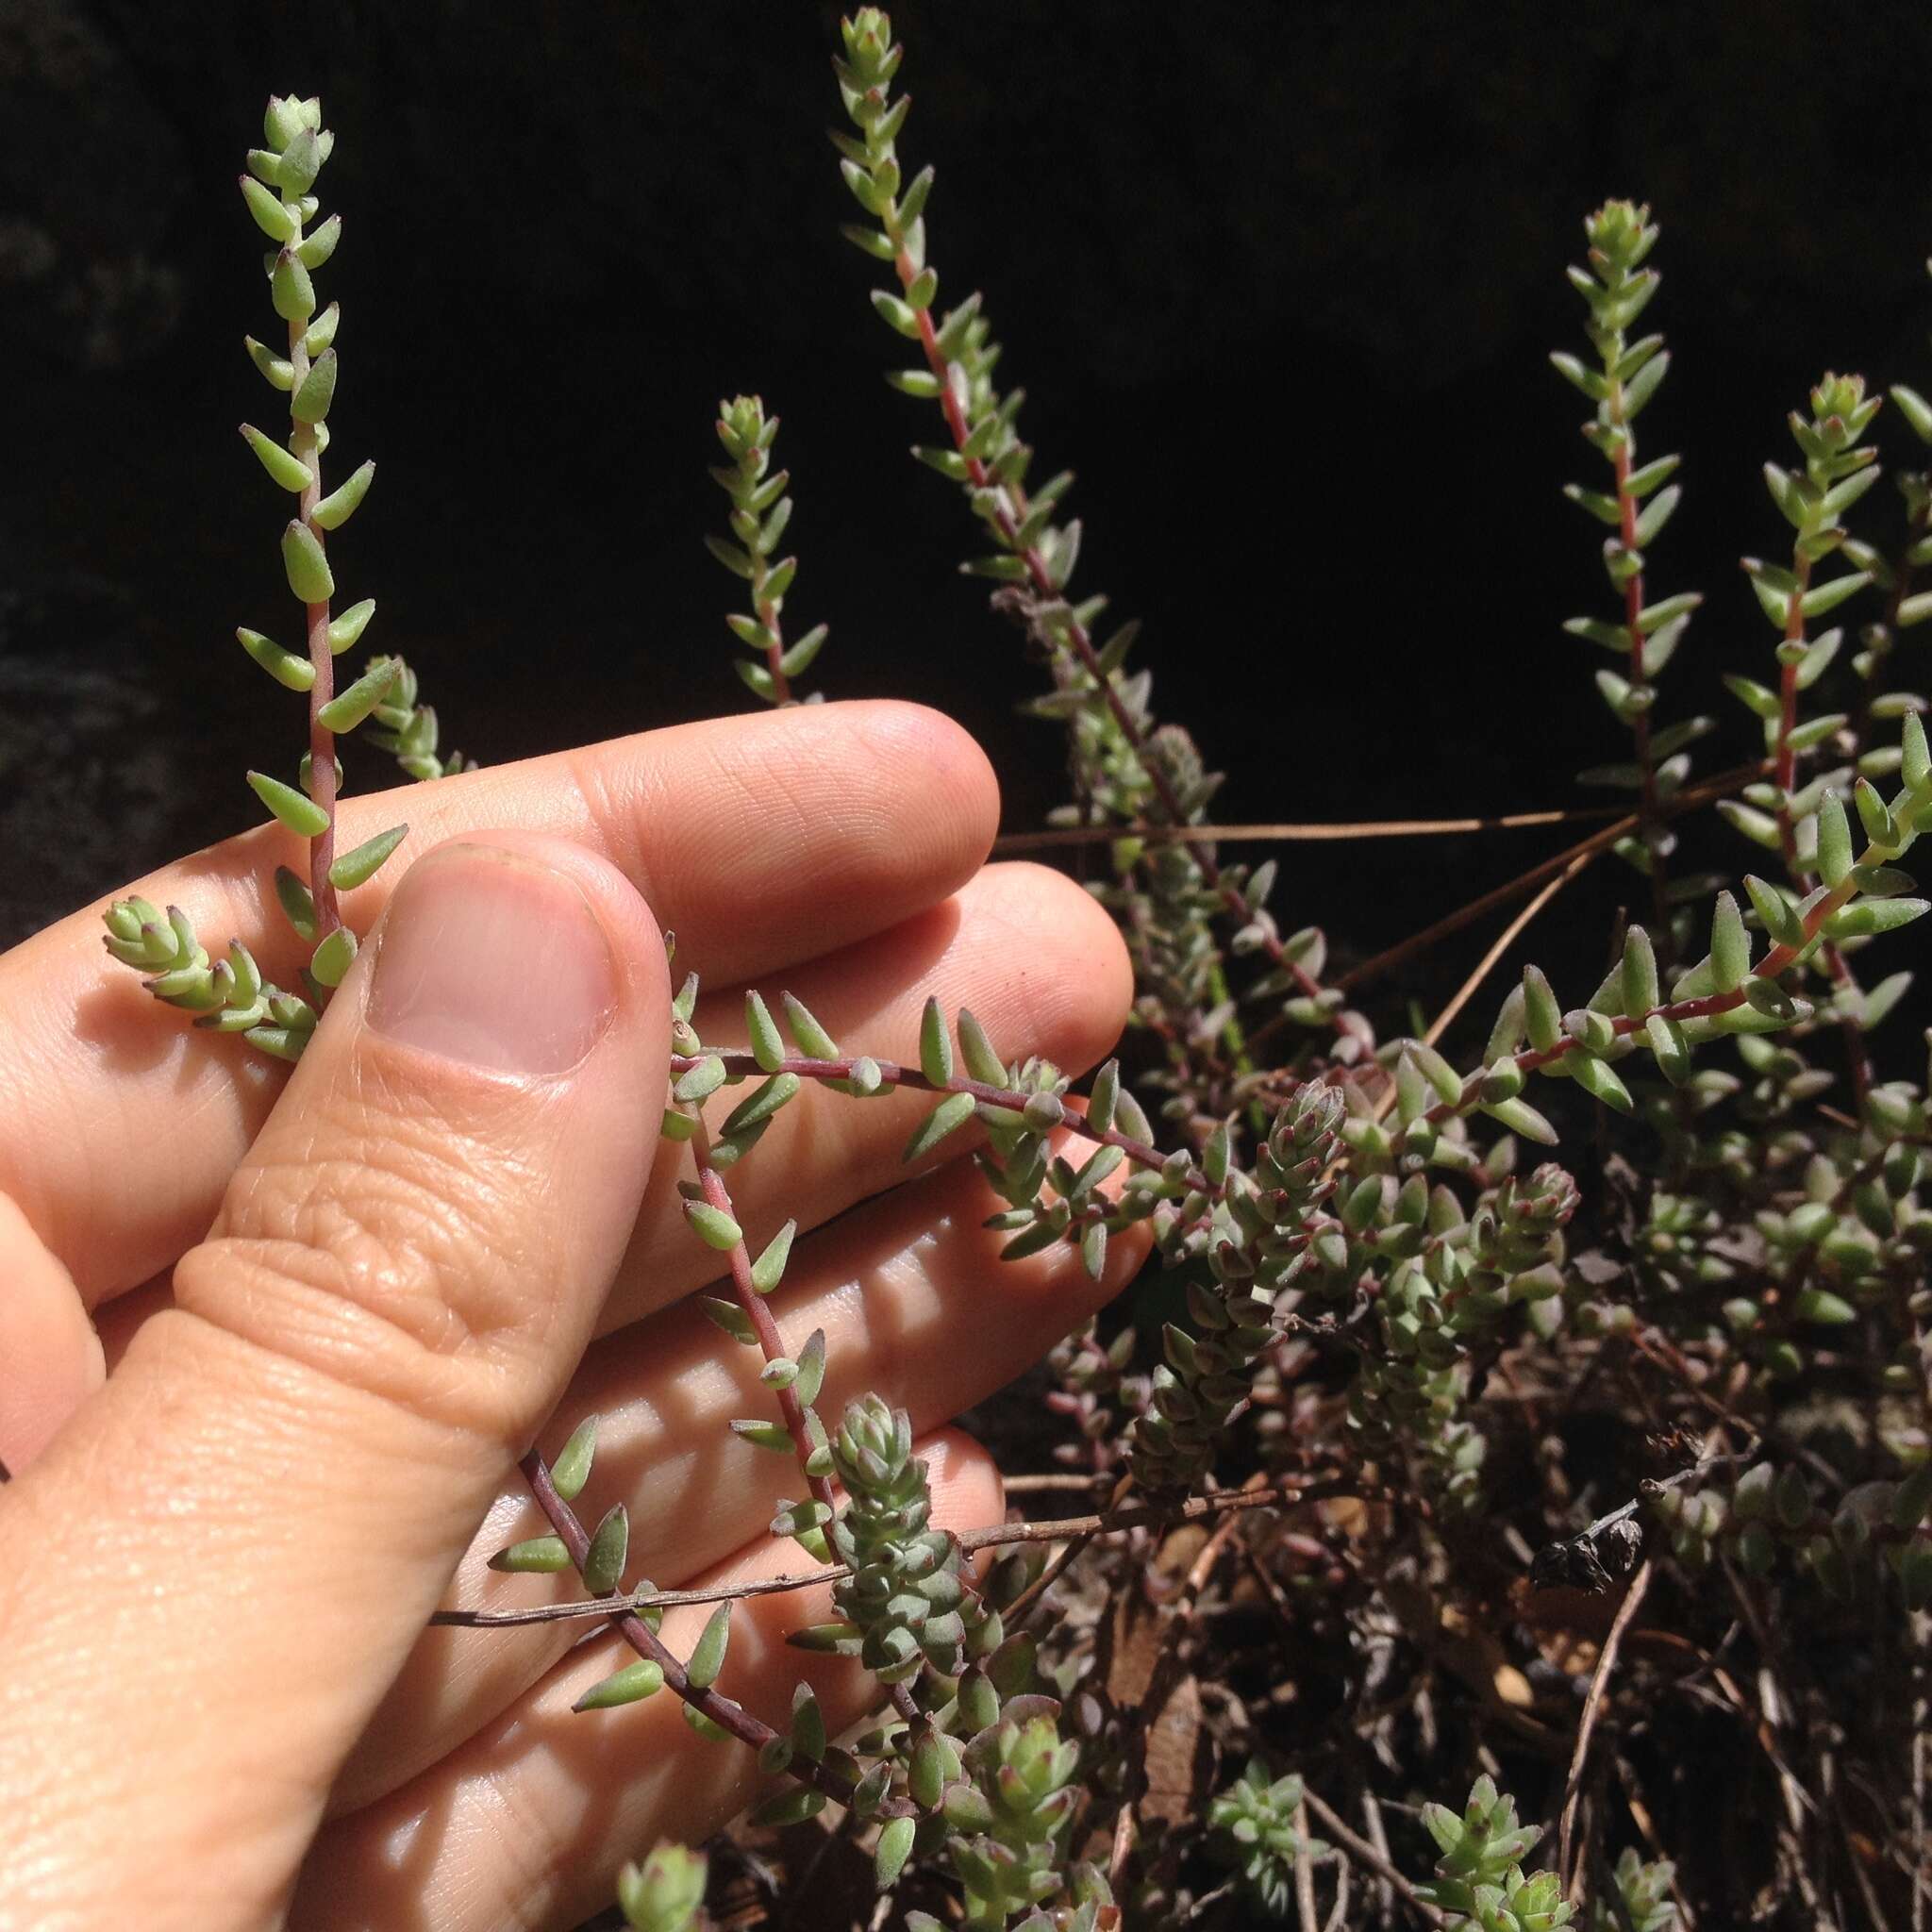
[95,19,1929,1931]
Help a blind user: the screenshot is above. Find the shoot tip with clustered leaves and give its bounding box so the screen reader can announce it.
[102,95,475,1062]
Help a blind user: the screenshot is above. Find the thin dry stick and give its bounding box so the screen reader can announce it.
[1354,842,1592,1144]
[1299,1788,1444,1927]
[1916,1632,1927,1932]
[1005,1528,1096,1627]
[1558,1558,1654,1897]
[1838,1796,1897,1932]
[1361,1789,1397,1924]
[1334,759,1766,994]
[992,805,1607,853]
[435,1478,1360,1627]
[515,1449,885,1816]
[1423,849,1598,1050]
[1322,1835,1352,1932]
[1293,1796,1321,1932]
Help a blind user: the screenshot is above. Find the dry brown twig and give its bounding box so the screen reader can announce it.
[433,1478,1360,1628]
[1298,1787,1445,1928]
[1557,1558,1654,1897]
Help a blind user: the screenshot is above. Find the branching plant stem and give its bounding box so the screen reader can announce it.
[671,1047,1198,1189]
[517,1447,893,1816]
[438,1475,1374,1629]
[1414,806,1906,1127]
[1557,1558,1653,1897]
[686,1112,837,1522]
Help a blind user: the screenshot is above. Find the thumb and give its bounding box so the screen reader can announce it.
[0,836,668,1930]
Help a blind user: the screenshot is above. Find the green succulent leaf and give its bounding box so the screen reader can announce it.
[685,1604,732,1690]
[550,1414,599,1503]
[327,824,408,891]
[240,424,313,491]
[686,1201,743,1250]
[581,1503,630,1596]
[236,625,315,691]
[919,994,954,1085]
[290,348,338,425]
[574,1659,664,1712]
[904,1089,975,1162]
[317,659,398,734]
[312,458,375,530]
[247,770,330,838]
[280,520,335,602]
[488,1535,572,1574]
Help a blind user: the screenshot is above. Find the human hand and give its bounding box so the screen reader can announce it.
[0,700,1138,1931]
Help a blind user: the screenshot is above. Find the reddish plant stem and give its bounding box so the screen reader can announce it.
[1609,429,1669,937]
[687,1113,836,1522]
[1773,552,1814,874]
[1767,554,1873,1099]
[1823,942,1874,1106]
[748,548,792,707]
[1419,842,1887,1130]
[670,1048,1199,1189]
[283,269,339,941]
[518,1447,882,1813]
[891,243,1337,1025]
[686,1113,920,1721]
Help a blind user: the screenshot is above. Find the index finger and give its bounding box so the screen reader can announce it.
[0,700,997,1304]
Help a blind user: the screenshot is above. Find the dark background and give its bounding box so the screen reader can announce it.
[7,0,1932,1043]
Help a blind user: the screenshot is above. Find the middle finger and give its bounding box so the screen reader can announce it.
[592,858,1131,1335]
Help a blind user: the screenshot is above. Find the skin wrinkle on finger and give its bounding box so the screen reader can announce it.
[217,1068,580,1358]
[299,1435,1005,1932]
[0,701,997,1307]
[330,1144,1146,1815]
[183,1130,588,1441]
[595,858,1134,1336]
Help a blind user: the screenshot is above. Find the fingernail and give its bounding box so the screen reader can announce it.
[367,844,617,1074]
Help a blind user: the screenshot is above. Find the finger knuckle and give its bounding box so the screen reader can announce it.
[175,1076,557,1440]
